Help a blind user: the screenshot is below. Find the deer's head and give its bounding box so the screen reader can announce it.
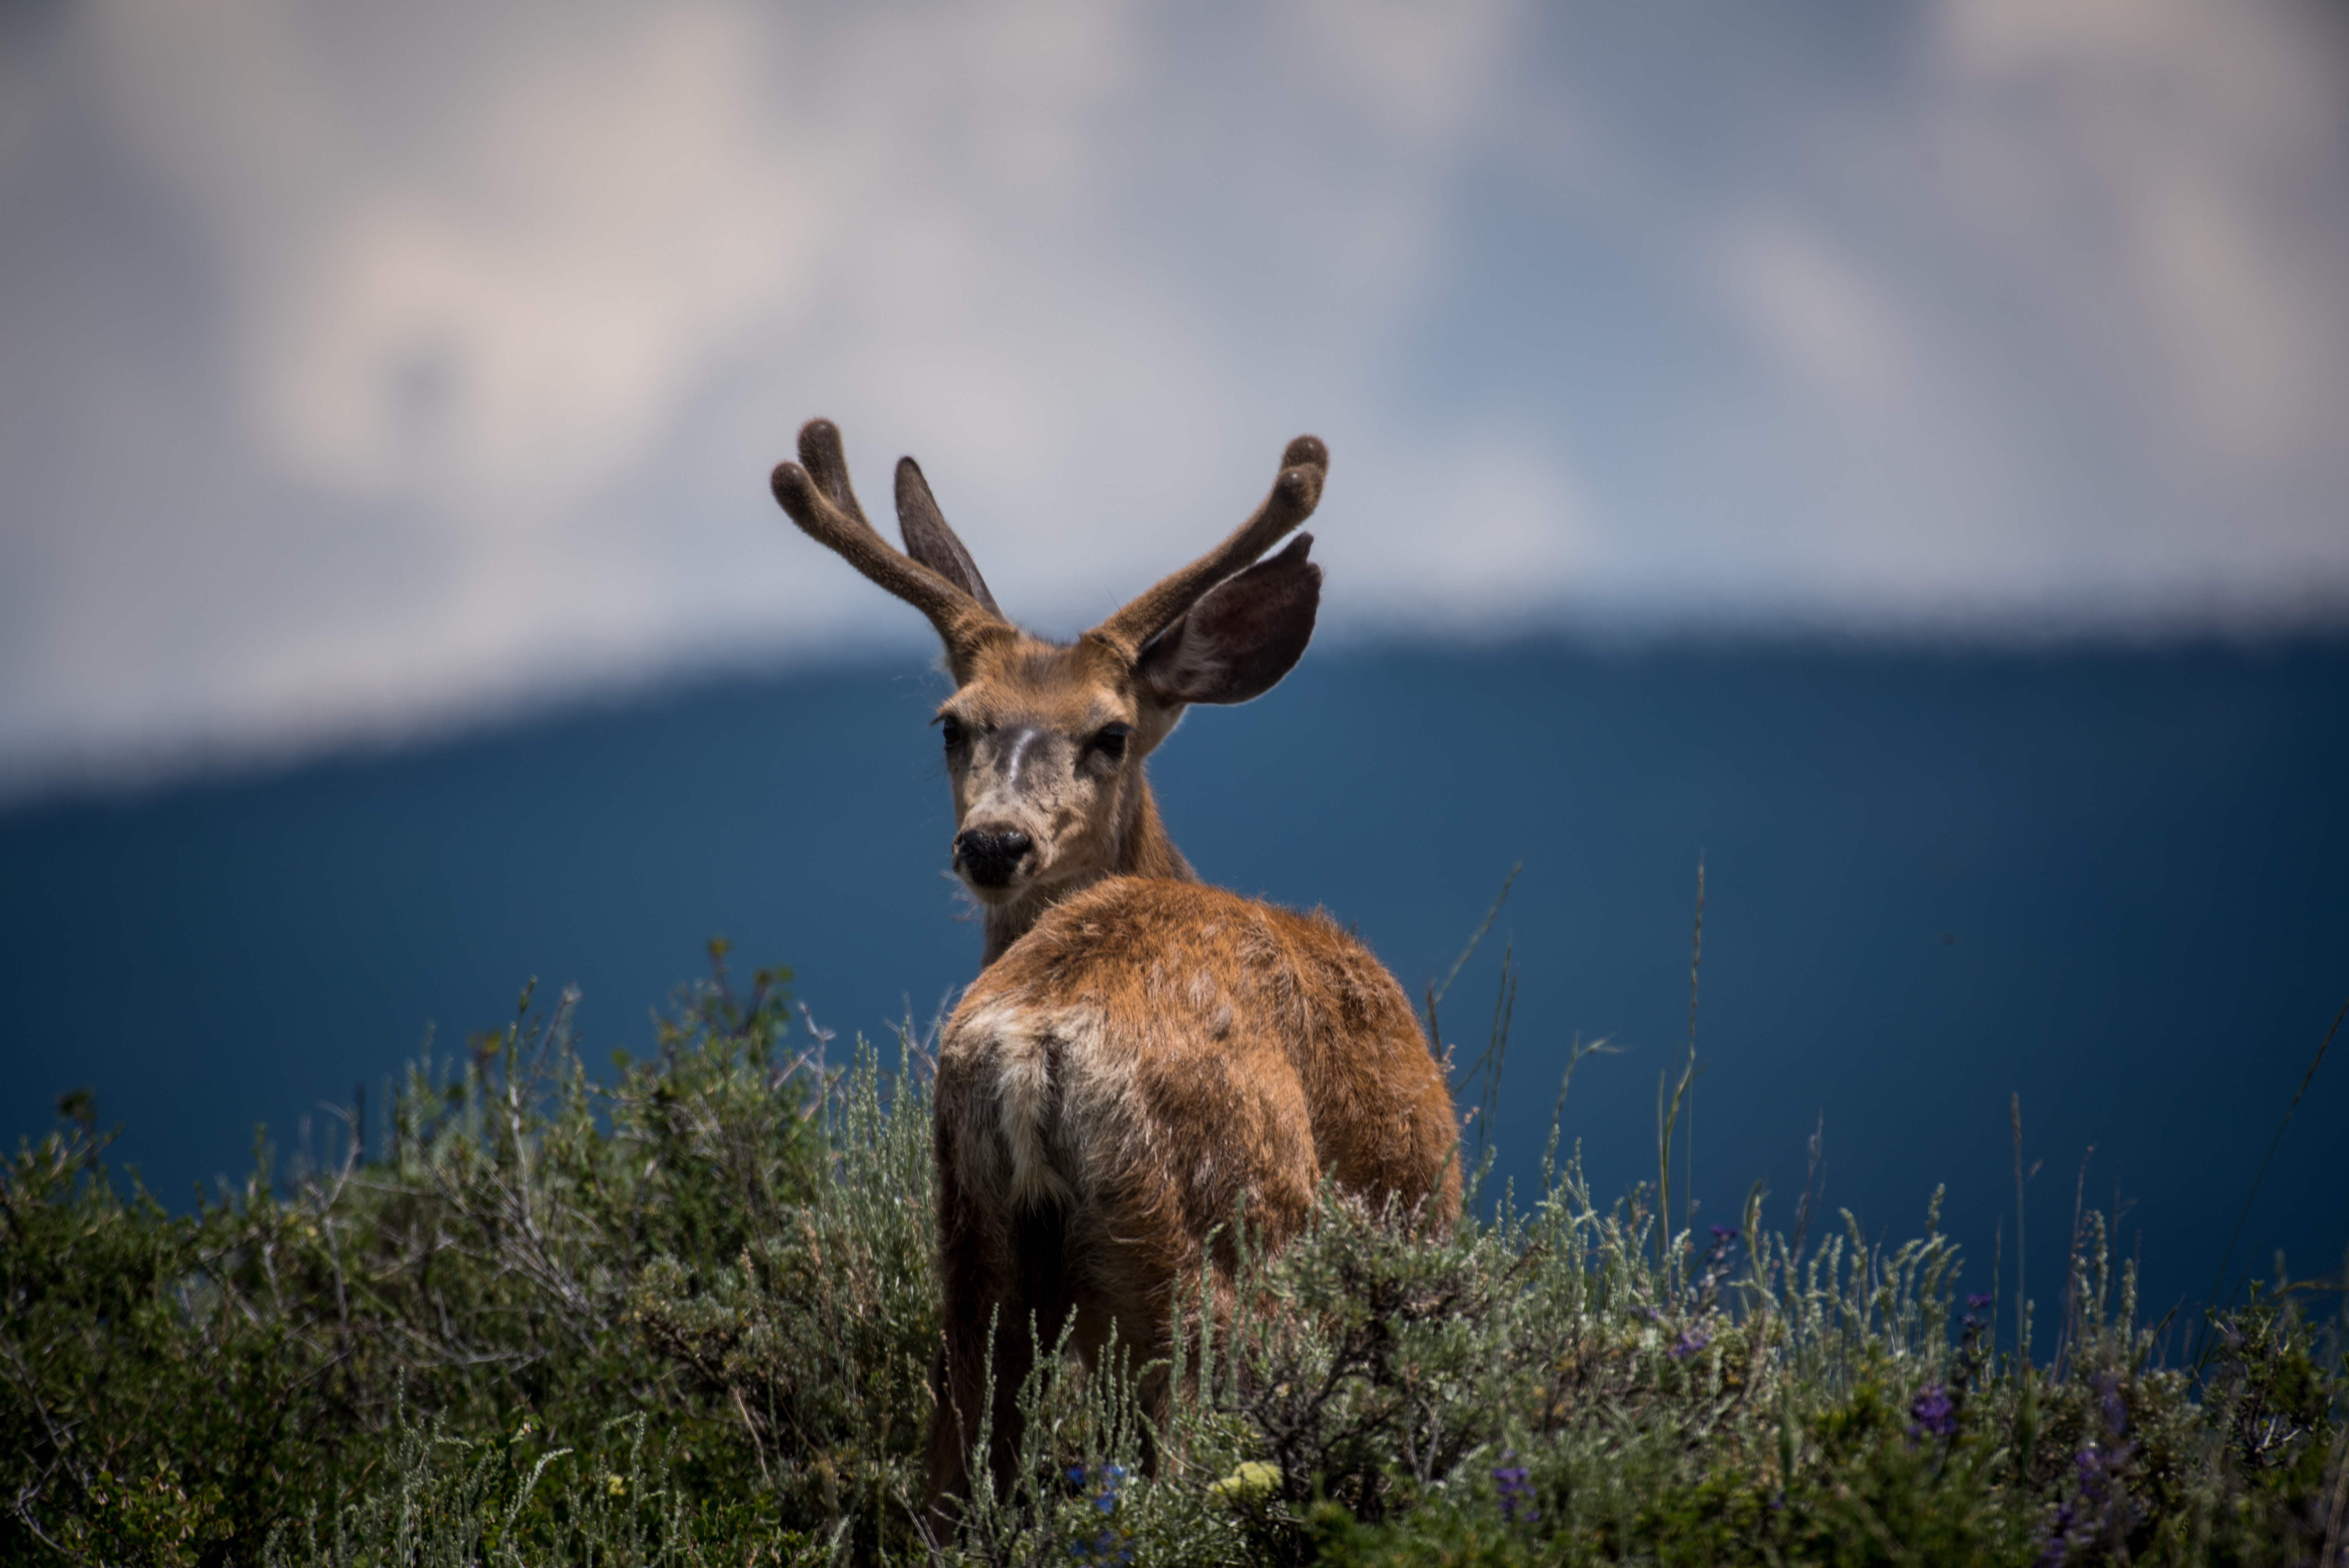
[771,420,1326,937]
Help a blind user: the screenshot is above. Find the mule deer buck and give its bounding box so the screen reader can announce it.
[769,419,1460,1515]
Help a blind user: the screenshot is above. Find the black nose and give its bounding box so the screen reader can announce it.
[954,827,1032,888]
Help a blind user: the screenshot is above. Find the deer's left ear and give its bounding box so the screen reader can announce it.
[1138,534,1320,707]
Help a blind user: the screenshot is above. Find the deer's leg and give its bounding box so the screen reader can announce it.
[1063,1141,1317,1478]
[927,1174,1076,1518]
[925,1188,984,1522]
[1059,1223,1180,1481]
[990,1198,1079,1493]
[928,1127,1021,1521]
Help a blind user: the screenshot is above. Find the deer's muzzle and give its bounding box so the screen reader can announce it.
[954,826,1033,890]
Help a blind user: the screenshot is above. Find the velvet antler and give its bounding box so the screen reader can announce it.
[770,419,1009,673]
[1087,435,1328,657]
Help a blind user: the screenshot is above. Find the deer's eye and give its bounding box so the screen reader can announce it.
[1093,723,1130,761]
[940,716,966,750]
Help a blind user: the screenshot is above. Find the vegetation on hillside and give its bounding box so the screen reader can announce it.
[3,945,2343,1565]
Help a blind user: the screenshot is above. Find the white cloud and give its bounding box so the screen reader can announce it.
[1633,0,2349,625]
[1,0,2344,796]
[1930,0,2349,469]
[1726,223,1900,400]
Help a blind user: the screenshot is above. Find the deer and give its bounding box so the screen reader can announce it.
[767,418,1461,1519]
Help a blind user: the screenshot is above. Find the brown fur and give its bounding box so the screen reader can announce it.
[927,880,1459,1503]
[766,419,1461,1521]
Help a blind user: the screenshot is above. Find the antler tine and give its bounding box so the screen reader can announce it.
[770,418,1006,659]
[795,417,874,527]
[1091,435,1328,656]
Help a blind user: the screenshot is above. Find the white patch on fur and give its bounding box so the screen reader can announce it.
[948,999,1112,1211]
[1057,1030,1144,1204]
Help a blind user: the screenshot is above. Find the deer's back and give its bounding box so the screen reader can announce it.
[936,877,1460,1254]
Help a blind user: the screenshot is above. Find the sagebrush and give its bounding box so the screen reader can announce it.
[4,945,2343,1565]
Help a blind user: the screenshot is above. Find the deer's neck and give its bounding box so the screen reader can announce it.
[979,771,1194,967]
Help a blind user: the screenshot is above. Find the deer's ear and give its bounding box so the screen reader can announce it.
[1138,534,1319,707]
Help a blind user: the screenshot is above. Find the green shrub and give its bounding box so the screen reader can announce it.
[5,944,2344,1565]
[3,944,825,1564]
[629,1027,940,1558]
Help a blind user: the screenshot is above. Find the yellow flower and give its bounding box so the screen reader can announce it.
[1206,1461,1281,1504]
[606,1474,627,1497]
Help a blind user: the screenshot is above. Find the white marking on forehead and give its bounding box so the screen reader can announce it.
[1004,727,1044,790]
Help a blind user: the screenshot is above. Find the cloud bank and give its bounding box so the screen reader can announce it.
[2,0,2345,795]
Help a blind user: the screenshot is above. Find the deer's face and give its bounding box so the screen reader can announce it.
[770,418,1328,929]
[937,637,1174,903]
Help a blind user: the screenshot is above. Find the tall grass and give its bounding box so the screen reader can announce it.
[4,943,2344,1565]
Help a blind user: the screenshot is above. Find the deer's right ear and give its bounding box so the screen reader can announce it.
[1138,534,1320,707]
[896,458,1002,618]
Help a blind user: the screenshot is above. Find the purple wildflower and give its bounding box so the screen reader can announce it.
[2041,1430,2135,1566]
[1493,1459,1540,1523]
[2039,1501,2076,1567]
[1909,1384,1957,1439]
[1687,1228,1741,1308]
[1966,1293,1993,1311]
[1670,1327,1710,1361]
[1066,1464,1133,1565]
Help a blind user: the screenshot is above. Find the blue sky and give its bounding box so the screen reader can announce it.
[4,0,2347,798]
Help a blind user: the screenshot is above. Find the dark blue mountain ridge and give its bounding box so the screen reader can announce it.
[3,633,2344,1329]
